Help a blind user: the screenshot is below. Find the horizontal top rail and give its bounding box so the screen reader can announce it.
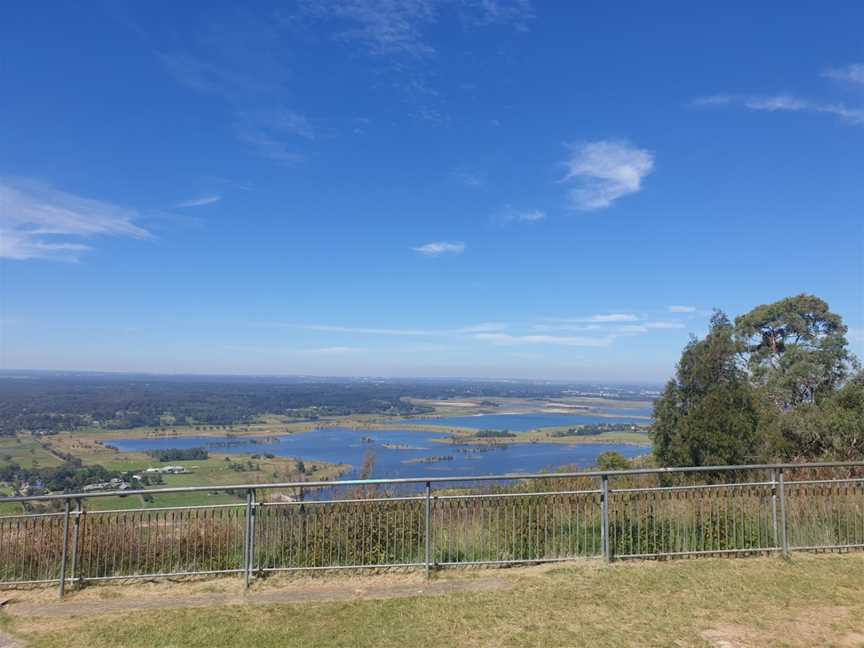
[2,460,863,504]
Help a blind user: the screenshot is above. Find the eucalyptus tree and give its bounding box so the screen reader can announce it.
[734,294,854,410]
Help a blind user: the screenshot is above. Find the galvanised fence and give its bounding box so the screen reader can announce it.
[1,461,863,597]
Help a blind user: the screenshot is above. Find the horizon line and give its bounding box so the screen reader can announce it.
[0,367,665,387]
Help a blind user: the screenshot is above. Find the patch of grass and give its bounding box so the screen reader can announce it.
[2,554,864,647]
[426,428,652,446]
[82,490,245,511]
[509,428,651,446]
[0,435,64,469]
[0,485,19,515]
[70,453,347,511]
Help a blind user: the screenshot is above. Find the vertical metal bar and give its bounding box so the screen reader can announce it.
[770,469,778,549]
[243,489,253,588]
[424,481,431,578]
[778,469,789,558]
[70,499,82,587]
[58,499,71,599]
[600,474,610,561]
[249,489,257,581]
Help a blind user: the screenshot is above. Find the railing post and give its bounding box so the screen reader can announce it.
[778,468,789,558]
[243,488,256,588]
[250,489,258,583]
[600,474,610,562]
[770,469,778,550]
[69,498,82,589]
[424,481,432,578]
[58,498,71,599]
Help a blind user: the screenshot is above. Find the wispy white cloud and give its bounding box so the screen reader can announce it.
[694,93,864,125]
[415,105,448,124]
[742,95,810,112]
[265,314,682,351]
[158,3,534,163]
[694,94,809,112]
[157,20,314,164]
[173,194,222,208]
[0,231,91,263]
[296,324,445,336]
[207,177,252,192]
[668,305,696,313]
[690,94,733,107]
[234,108,316,163]
[495,206,546,224]
[823,63,864,85]
[455,322,509,333]
[301,0,534,58]
[291,322,507,337]
[472,333,615,347]
[541,314,637,324]
[539,313,638,325]
[301,0,439,58]
[298,0,531,122]
[588,313,638,322]
[516,209,545,222]
[158,53,259,98]
[530,323,602,333]
[0,179,150,262]
[561,140,654,210]
[532,319,684,334]
[235,129,306,165]
[454,168,485,188]
[299,346,368,355]
[471,0,534,30]
[225,344,368,356]
[413,241,465,256]
[616,321,686,333]
[695,62,864,127]
[237,109,316,140]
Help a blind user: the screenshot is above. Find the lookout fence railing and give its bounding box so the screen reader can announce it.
[1,461,863,597]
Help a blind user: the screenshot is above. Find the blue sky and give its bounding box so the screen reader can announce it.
[1,1,863,382]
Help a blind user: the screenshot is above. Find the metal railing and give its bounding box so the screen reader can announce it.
[1,461,863,596]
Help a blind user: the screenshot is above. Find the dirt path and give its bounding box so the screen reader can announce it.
[5,575,510,619]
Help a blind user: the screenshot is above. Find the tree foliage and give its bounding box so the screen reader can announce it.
[595,451,633,471]
[734,294,854,410]
[654,295,861,466]
[758,372,864,461]
[653,312,761,467]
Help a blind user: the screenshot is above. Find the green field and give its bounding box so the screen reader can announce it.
[0,435,64,469]
[1,554,862,647]
[0,430,348,513]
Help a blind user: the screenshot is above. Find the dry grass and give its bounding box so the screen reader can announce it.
[2,553,864,647]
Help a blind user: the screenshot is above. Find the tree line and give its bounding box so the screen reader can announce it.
[145,447,209,462]
[0,458,163,495]
[0,380,445,435]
